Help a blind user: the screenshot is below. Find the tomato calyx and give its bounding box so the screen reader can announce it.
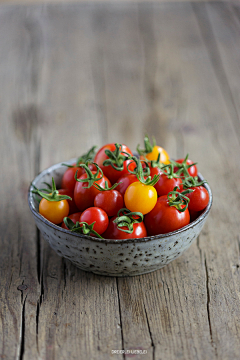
[62,145,97,168]
[182,176,207,189]
[127,159,150,177]
[103,143,131,171]
[93,180,120,191]
[76,145,97,166]
[75,162,103,188]
[167,187,193,212]
[131,156,160,186]
[32,177,72,202]
[63,217,103,239]
[149,153,166,170]
[170,154,197,178]
[137,134,155,156]
[113,208,144,234]
[161,163,182,180]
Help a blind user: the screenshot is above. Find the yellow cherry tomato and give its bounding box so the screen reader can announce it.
[39,198,69,224]
[124,182,158,215]
[145,146,170,164]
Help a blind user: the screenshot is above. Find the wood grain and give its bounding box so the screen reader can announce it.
[0,2,240,360]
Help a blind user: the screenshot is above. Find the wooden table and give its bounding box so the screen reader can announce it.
[1,2,240,359]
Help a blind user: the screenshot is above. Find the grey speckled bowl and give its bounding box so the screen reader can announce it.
[28,159,212,277]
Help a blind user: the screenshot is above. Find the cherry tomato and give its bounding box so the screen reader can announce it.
[61,164,96,192]
[144,195,190,235]
[94,143,134,183]
[61,212,82,230]
[189,209,202,222]
[103,216,147,239]
[39,198,69,224]
[58,188,79,214]
[74,171,111,211]
[115,174,139,196]
[80,207,109,235]
[186,186,209,212]
[174,159,198,177]
[141,146,170,164]
[154,174,182,197]
[94,190,124,217]
[124,182,157,215]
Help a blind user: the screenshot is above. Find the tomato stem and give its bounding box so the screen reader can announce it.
[167,186,193,212]
[32,177,72,202]
[75,162,103,188]
[63,217,103,239]
[103,143,131,171]
[131,156,160,186]
[113,208,144,234]
[137,134,156,156]
[93,181,121,191]
[182,176,207,189]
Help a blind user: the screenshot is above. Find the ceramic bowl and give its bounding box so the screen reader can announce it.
[28,159,213,277]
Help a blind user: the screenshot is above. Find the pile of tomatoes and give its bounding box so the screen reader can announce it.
[33,136,209,239]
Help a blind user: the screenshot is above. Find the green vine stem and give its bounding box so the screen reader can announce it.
[74,162,103,188]
[62,145,97,168]
[103,143,131,171]
[127,159,150,177]
[32,177,72,202]
[113,208,144,234]
[93,181,121,191]
[130,156,160,186]
[167,186,193,212]
[170,154,198,178]
[137,134,156,156]
[182,176,207,189]
[63,217,103,239]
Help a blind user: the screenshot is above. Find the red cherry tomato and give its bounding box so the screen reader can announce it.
[144,195,190,235]
[74,171,111,212]
[80,207,109,235]
[61,164,96,192]
[94,143,134,183]
[115,174,139,196]
[186,186,209,212]
[94,190,124,217]
[154,174,182,197]
[174,159,198,177]
[61,212,82,230]
[58,188,79,214]
[103,216,147,240]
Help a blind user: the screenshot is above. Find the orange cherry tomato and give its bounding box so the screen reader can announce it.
[39,198,69,224]
[143,146,170,164]
[124,182,158,215]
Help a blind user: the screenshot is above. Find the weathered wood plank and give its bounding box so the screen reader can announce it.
[1,2,240,360]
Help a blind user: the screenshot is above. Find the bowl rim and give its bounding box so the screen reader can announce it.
[28,158,213,244]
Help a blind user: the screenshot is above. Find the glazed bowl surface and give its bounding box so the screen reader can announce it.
[28,159,212,277]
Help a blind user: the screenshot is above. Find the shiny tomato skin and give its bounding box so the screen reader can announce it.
[174,159,198,177]
[61,212,82,230]
[144,195,190,235]
[39,199,69,224]
[80,207,109,235]
[186,186,209,212]
[61,164,97,192]
[74,172,111,212]
[124,182,157,215]
[154,174,182,197]
[115,174,139,196]
[94,143,134,183]
[58,188,79,214]
[94,190,124,217]
[103,216,147,240]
